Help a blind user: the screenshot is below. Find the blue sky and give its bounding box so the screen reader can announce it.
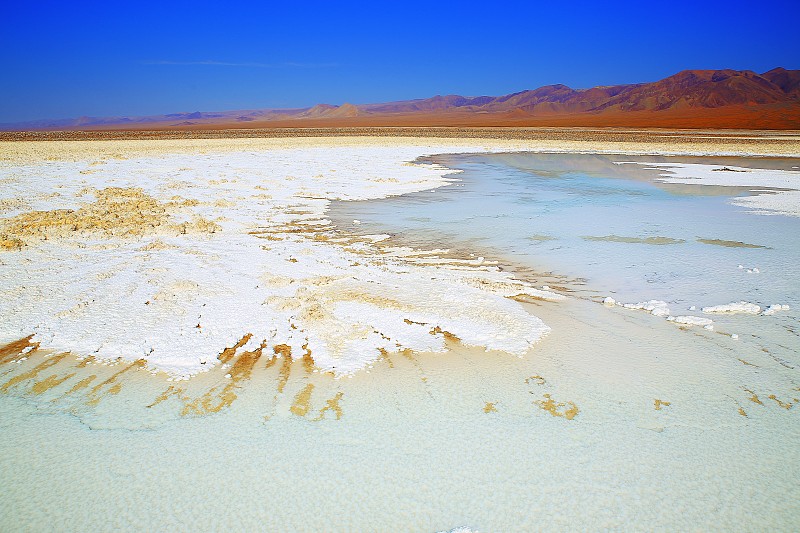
[1,0,798,122]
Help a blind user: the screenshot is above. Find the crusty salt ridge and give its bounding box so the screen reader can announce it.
[624,162,800,217]
[762,304,791,315]
[702,301,762,314]
[611,298,716,328]
[0,144,564,377]
[620,299,671,317]
[667,315,714,327]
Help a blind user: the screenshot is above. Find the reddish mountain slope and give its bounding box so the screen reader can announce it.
[4,68,799,131]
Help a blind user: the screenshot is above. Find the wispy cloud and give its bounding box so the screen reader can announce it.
[140,60,337,68]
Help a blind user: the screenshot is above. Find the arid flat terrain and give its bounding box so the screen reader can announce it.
[3,128,799,162]
[5,68,799,132]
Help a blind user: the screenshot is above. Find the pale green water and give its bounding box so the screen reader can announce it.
[2,295,798,532]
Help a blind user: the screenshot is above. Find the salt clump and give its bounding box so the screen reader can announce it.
[702,301,761,314]
[667,315,714,327]
[622,300,670,317]
[762,304,791,316]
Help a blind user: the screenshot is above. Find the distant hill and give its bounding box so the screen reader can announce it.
[3,67,799,131]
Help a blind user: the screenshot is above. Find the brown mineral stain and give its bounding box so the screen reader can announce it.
[301,343,315,373]
[268,344,294,394]
[273,344,292,358]
[378,348,395,369]
[1,353,68,393]
[431,326,460,343]
[654,399,671,410]
[738,407,748,417]
[768,395,794,410]
[744,388,763,405]
[509,294,545,305]
[290,383,315,417]
[535,393,579,420]
[0,187,220,245]
[483,402,498,413]
[0,336,39,365]
[396,348,414,361]
[86,359,146,406]
[313,392,344,421]
[0,237,24,251]
[147,385,186,408]
[218,334,253,364]
[32,372,76,394]
[181,340,265,415]
[63,375,96,396]
[525,375,546,386]
[76,356,96,368]
[738,358,758,367]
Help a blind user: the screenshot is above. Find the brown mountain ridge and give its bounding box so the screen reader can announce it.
[4,67,799,131]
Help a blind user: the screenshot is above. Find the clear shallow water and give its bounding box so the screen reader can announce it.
[331,152,800,320]
[2,295,799,532]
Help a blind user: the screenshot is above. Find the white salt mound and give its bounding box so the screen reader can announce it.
[702,301,761,314]
[622,300,670,317]
[762,304,791,316]
[667,315,714,327]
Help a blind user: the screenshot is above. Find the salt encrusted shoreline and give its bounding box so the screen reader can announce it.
[631,162,800,217]
[0,142,565,377]
[2,135,798,377]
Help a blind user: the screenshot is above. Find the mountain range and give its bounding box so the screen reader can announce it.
[4,67,799,131]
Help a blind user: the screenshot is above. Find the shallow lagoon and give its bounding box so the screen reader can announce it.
[2,149,799,532]
[332,152,800,307]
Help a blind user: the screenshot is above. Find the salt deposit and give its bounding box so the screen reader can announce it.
[762,304,791,316]
[635,162,800,217]
[0,145,558,377]
[667,315,714,327]
[702,301,761,314]
[621,300,670,317]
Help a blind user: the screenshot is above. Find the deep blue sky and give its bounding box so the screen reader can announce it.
[2,0,798,122]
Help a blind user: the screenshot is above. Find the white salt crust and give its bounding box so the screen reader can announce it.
[621,300,671,317]
[609,298,716,328]
[0,145,563,377]
[702,301,762,314]
[667,315,714,327]
[625,162,800,217]
[762,304,791,316]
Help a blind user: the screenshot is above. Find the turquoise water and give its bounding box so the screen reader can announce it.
[332,152,800,312]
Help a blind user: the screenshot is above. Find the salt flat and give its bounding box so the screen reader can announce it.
[1,133,799,532]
